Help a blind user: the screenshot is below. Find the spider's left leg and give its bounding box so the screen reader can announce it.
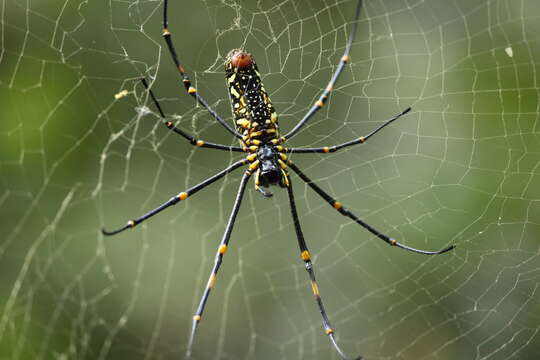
[186,170,252,359]
[162,0,242,139]
[288,162,455,255]
[284,0,363,140]
[286,179,362,360]
[101,159,247,236]
[286,107,411,154]
[141,78,245,152]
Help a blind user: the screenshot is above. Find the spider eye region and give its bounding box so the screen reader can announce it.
[227,49,253,69]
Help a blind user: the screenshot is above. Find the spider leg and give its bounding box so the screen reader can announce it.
[288,162,455,255]
[140,79,245,152]
[286,179,362,360]
[162,0,242,139]
[186,170,252,359]
[284,0,363,140]
[101,159,247,236]
[286,107,411,154]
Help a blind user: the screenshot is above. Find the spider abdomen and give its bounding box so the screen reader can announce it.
[225,49,280,145]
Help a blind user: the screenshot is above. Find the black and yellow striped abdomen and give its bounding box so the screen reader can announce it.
[225,49,280,145]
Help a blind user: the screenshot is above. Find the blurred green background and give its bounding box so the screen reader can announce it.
[1,0,539,359]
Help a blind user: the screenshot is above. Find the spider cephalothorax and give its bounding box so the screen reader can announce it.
[102,1,455,359]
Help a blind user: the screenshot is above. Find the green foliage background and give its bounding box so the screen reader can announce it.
[1,0,539,359]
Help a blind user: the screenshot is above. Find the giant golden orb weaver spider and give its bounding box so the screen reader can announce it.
[102,0,455,358]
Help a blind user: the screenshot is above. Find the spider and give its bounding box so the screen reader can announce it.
[102,0,455,359]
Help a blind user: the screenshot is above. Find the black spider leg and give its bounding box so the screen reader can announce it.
[287,107,411,154]
[162,0,243,139]
[284,0,363,140]
[101,159,247,236]
[286,179,362,360]
[288,162,455,255]
[186,170,252,359]
[141,78,245,152]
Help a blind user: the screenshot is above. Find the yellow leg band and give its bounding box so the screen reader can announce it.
[218,244,228,254]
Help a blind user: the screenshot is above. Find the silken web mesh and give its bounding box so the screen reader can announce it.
[1,0,539,359]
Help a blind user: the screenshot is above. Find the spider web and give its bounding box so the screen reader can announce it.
[1,0,539,359]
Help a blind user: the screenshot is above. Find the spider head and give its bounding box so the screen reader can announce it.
[257,146,282,188]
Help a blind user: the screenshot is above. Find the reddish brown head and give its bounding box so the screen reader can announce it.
[227,49,253,69]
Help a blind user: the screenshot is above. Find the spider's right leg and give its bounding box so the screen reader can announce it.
[141,79,245,152]
[286,107,411,154]
[162,0,242,139]
[101,158,247,236]
[283,0,363,140]
[286,179,362,360]
[288,162,455,255]
[186,170,252,359]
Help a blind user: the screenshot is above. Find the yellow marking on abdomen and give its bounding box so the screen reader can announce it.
[236,119,250,128]
[301,250,311,261]
[230,86,241,98]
